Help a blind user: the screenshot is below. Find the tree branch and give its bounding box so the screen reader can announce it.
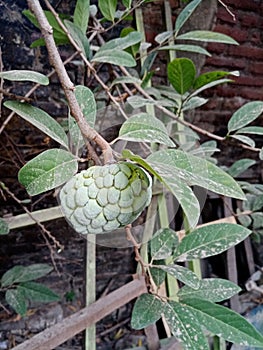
[27,0,114,164]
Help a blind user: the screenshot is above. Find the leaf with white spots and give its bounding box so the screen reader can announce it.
[147,149,246,200]
[228,101,263,133]
[178,278,241,302]
[183,298,263,347]
[118,113,175,147]
[131,293,163,329]
[0,70,49,85]
[173,223,251,261]
[146,160,200,228]
[4,101,68,149]
[150,228,179,260]
[156,264,200,289]
[18,149,78,196]
[164,301,209,350]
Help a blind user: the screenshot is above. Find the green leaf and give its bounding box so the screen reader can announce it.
[131,293,163,329]
[1,266,25,287]
[18,149,78,196]
[164,301,209,350]
[98,0,117,21]
[173,223,251,261]
[23,10,69,47]
[156,264,200,289]
[178,278,241,302]
[146,159,200,228]
[5,288,27,316]
[75,85,96,128]
[150,228,178,260]
[251,212,263,229]
[0,218,9,235]
[177,30,239,45]
[64,20,90,59]
[147,149,246,200]
[0,70,49,85]
[1,264,53,287]
[253,194,263,211]
[183,298,263,347]
[160,44,211,56]
[111,76,142,87]
[150,265,166,287]
[182,96,208,111]
[230,135,255,148]
[175,0,202,33]
[236,126,263,135]
[191,78,233,97]
[4,101,68,149]
[19,282,59,302]
[118,113,175,147]
[98,32,142,52]
[120,27,140,57]
[155,31,173,44]
[227,158,256,177]
[92,49,136,67]
[228,101,263,133]
[193,71,233,90]
[73,0,90,34]
[168,58,196,94]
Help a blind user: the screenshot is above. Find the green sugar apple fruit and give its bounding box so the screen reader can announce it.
[59,162,152,234]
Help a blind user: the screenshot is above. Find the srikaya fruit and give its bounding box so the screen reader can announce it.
[59,162,152,234]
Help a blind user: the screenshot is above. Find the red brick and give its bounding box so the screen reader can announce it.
[239,12,263,28]
[213,24,248,43]
[238,87,263,100]
[236,76,263,86]
[249,62,263,74]
[222,0,262,11]
[205,56,246,70]
[228,45,263,59]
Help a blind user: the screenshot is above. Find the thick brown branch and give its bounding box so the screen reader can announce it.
[27,0,114,164]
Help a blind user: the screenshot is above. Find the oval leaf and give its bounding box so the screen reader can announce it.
[146,160,200,228]
[0,70,49,85]
[178,278,241,302]
[168,58,196,94]
[156,264,200,289]
[4,101,68,149]
[147,149,246,200]
[75,85,96,128]
[1,266,25,287]
[150,228,179,260]
[174,223,251,261]
[98,0,117,21]
[73,0,90,34]
[64,20,90,58]
[98,31,142,52]
[236,126,263,135]
[18,149,78,196]
[227,158,256,178]
[230,135,255,148]
[160,44,211,56]
[92,49,136,67]
[118,113,175,147]
[19,282,59,302]
[0,218,9,235]
[183,298,263,347]
[177,30,239,45]
[164,301,209,350]
[228,101,263,133]
[175,0,202,33]
[131,293,163,330]
[5,289,27,316]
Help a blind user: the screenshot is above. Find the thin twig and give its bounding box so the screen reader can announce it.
[43,0,129,123]
[218,0,236,21]
[27,0,114,164]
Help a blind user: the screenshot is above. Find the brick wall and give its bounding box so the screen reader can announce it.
[189,0,263,134]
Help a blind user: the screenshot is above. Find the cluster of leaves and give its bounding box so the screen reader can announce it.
[130,225,263,348]
[0,264,59,316]
[0,0,263,348]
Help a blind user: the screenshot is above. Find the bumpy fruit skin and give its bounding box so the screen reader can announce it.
[59,162,152,234]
